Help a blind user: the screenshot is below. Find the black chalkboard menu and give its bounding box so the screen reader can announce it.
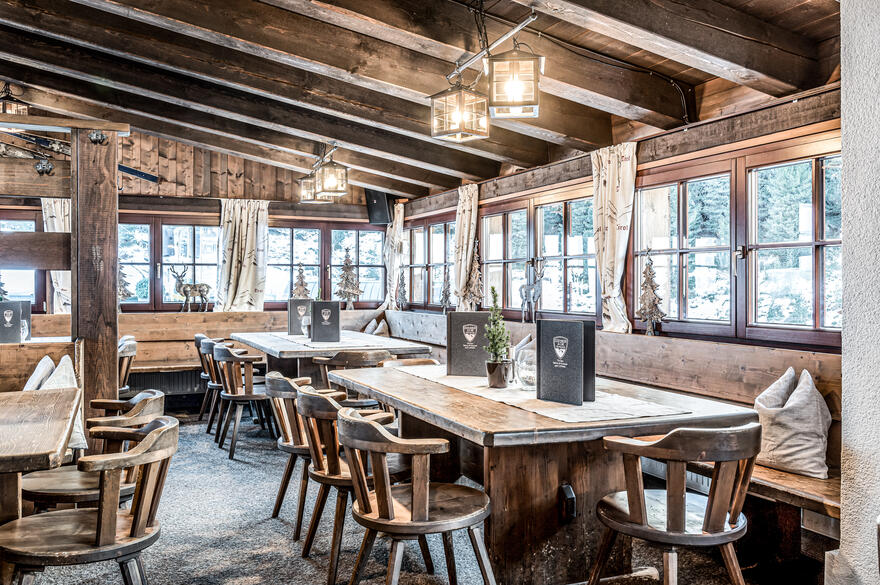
[288,299,311,336]
[536,319,596,405]
[0,301,22,343]
[311,301,340,342]
[446,311,490,376]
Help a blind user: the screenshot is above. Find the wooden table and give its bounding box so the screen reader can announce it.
[0,388,81,524]
[329,367,758,585]
[230,331,431,378]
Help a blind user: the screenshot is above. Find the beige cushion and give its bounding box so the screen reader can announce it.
[754,368,832,479]
[363,318,379,335]
[374,319,390,337]
[23,355,56,392]
[41,356,89,451]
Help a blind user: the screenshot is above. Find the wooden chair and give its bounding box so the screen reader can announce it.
[265,372,346,540]
[118,337,137,395]
[200,338,225,436]
[337,407,496,585]
[296,388,419,585]
[214,344,278,460]
[587,423,762,585]
[313,350,393,408]
[22,390,165,513]
[194,333,213,420]
[378,358,440,368]
[0,416,179,585]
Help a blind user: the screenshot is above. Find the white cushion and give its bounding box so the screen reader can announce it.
[23,355,56,392]
[40,355,89,451]
[363,318,379,335]
[374,319,390,337]
[754,367,832,479]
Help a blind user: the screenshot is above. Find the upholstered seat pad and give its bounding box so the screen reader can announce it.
[0,508,159,565]
[597,489,746,546]
[22,467,136,503]
[352,483,490,534]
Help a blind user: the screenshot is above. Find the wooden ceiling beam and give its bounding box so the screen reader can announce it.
[10,80,433,198]
[65,0,670,143]
[514,0,821,97]
[0,26,496,183]
[0,0,551,167]
[263,0,679,132]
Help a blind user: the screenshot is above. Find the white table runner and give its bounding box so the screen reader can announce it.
[269,331,410,350]
[397,364,689,424]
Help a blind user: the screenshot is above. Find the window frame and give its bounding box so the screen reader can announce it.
[402,211,455,311]
[0,208,47,314]
[327,225,386,306]
[263,221,324,309]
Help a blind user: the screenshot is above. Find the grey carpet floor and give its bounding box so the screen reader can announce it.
[33,420,816,585]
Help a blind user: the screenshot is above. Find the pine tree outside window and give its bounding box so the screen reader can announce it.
[265,227,321,301]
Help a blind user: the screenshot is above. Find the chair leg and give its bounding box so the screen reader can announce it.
[273,453,297,518]
[198,382,210,421]
[228,404,245,460]
[294,459,310,541]
[467,526,496,585]
[327,489,349,585]
[441,531,457,585]
[586,527,617,585]
[255,400,266,430]
[118,554,147,585]
[417,534,435,574]
[719,543,746,585]
[303,483,330,558]
[386,539,405,585]
[348,528,377,585]
[11,566,42,585]
[663,549,678,585]
[206,387,220,434]
[214,398,228,444]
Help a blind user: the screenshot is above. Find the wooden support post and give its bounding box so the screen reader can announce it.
[69,127,119,448]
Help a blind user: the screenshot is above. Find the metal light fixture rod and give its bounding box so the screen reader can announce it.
[445,10,538,82]
[312,144,339,169]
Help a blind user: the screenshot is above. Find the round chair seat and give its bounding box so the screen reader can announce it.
[200,372,211,381]
[597,489,747,547]
[352,483,490,535]
[220,386,269,401]
[339,397,380,409]
[0,508,160,566]
[22,467,136,505]
[308,452,409,488]
[277,437,310,457]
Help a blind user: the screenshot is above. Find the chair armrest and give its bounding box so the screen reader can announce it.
[89,398,128,412]
[360,410,395,426]
[602,435,657,456]
[292,377,312,386]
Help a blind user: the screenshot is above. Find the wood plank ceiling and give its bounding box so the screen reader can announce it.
[0,0,839,201]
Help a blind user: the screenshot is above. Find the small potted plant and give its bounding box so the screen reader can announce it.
[484,286,512,388]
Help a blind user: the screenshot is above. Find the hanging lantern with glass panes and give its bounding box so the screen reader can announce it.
[484,44,543,119]
[430,84,489,142]
[0,82,27,117]
[314,158,348,198]
[299,174,332,205]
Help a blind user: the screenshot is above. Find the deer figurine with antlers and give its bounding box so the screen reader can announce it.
[519,258,546,323]
[169,266,212,312]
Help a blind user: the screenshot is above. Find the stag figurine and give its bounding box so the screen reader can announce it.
[169,266,211,312]
[519,259,546,323]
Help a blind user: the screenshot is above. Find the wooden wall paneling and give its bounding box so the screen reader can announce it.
[140,133,159,196]
[69,127,119,430]
[260,164,274,201]
[243,158,257,199]
[193,147,211,197]
[157,137,175,197]
[227,155,244,198]
[210,151,227,198]
[0,341,76,392]
[118,132,138,194]
[175,141,193,197]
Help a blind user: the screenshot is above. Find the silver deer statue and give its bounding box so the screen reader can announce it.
[519,259,546,323]
[169,266,212,312]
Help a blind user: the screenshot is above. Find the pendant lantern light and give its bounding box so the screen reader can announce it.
[0,82,27,117]
[299,173,332,205]
[484,43,543,119]
[430,84,489,143]
[314,157,349,198]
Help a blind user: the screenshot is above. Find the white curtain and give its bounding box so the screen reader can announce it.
[40,198,71,314]
[380,203,405,310]
[452,183,480,311]
[591,142,637,333]
[214,199,269,312]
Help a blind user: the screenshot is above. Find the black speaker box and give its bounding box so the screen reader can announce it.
[365,189,392,225]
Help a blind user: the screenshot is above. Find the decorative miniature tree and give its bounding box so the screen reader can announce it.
[117,267,134,311]
[335,247,362,310]
[291,263,311,299]
[635,249,666,336]
[484,286,510,362]
[395,270,407,310]
[440,268,452,314]
[459,239,483,311]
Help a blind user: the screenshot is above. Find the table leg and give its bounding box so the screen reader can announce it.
[482,440,631,585]
[0,472,21,525]
[399,413,461,483]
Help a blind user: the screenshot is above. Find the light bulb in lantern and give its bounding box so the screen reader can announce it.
[451,108,462,126]
[505,77,525,103]
[325,174,338,189]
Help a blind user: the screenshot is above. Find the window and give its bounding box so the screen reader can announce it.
[401,216,455,309]
[748,155,841,330]
[536,199,597,314]
[330,229,385,302]
[482,209,528,308]
[406,226,426,304]
[118,223,151,305]
[265,227,321,301]
[0,218,38,305]
[428,222,456,305]
[635,174,732,324]
[161,224,221,306]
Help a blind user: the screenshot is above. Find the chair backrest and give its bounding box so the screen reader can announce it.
[323,350,394,368]
[265,372,309,448]
[200,338,223,384]
[213,343,259,396]
[79,416,179,546]
[379,358,439,368]
[603,423,762,534]
[86,390,165,431]
[296,387,346,477]
[337,407,449,522]
[117,339,137,389]
[194,333,209,375]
